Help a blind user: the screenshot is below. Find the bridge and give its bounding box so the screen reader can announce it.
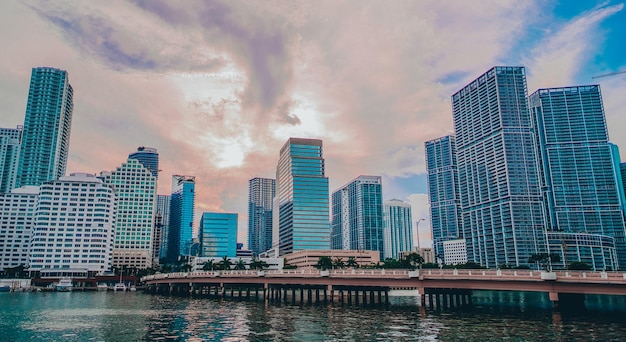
[142,268,626,308]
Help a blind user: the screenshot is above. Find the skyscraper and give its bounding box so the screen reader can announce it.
[0,126,22,193]
[101,158,157,269]
[168,175,195,260]
[129,147,159,179]
[425,135,463,263]
[248,177,275,256]
[452,66,546,268]
[154,194,170,262]
[199,212,238,258]
[0,186,38,271]
[530,85,624,270]
[17,67,74,187]
[274,138,330,255]
[383,199,413,259]
[331,175,384,254]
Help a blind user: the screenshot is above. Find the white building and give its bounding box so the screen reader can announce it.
[101,158,157,269]
[383,199,414,259]
[29,173,116,277]
[443,239,467,265]
[0,186,38,271]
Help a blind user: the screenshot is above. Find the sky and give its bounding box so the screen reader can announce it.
[1,0,625,249]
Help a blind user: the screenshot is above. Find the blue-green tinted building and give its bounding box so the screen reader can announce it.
[452,66,546,268]
[200,212,238,257]
[383,199,413,259]
[530,85,624,270]
[17,67,73,187]
[425,135,463,263]
[331,175,384,255]
[129,146,159,179]
[274,138,330,255]
[248,177,275,256]
[168,175,195,260]
[0,126,22,193]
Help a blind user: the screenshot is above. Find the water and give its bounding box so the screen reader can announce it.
[2,291,626,341]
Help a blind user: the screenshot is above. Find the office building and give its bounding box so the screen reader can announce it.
[530,85,624,270]
[331,175,384,255]
[443,239,468,265]
[248,177,275,256]
[199,212,238,258]
[383,199,413,259]
[17,67,74,188]
[0,186,38,271]
[168,175,195,260]
[101,158,157,269]
[0,127,22,193]
[425,135,463,262]
[452,66,546,268]
[28,173,115,277]
[154,194,170,262]
[273,138,330,255]
[129,146,159,179]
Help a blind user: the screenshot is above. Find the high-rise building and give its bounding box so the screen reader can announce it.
[383,199,413,259]
[101,158,157,269]
[129,147,159,179]
[452,66,546,268]
[530,85,624,270]
[273,138,330,255]
[0,126,22,193]
[425,135,463,263]
[168,175,195,260]
[331,175,384,254]
[17,67,74,188]
[199,212,238,258]
[0,186,38,271]
[154,194,170,262]
[248,177,275,256]
[29,173,115,277]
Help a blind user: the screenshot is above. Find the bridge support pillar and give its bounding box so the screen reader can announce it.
[549,291,559,307]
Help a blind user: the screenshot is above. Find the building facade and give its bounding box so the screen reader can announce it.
[443,239,468,265]
[273,138,330,255]
[28,173,115,277]
[425,135,463,263]
[331,175,384,255]
[17,67,74,188]
[0,126,22,193]
[248,177,275,256]
[154,194,170,262]
[383,199,413,259]
[452,66,546,268]
[168,175,195,260]
[199,212,238,258]
[101,158,157,269]
[128,146,159,179]
[0,186,38,271]
[530,85,625,270]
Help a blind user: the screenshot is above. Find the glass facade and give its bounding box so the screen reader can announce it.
[168,175,195,260]
[17,67,73,188]
[154,194,170,263]
[0,126,22,193]
[331,175,384,255]
[199,212,238,258]
[425,135,463,262]
[452,66,546,268]
[530,85,625,270]
[128,147,159,179]
[274,138,330,255]
[248,177,275,256]
[383,199,413,259]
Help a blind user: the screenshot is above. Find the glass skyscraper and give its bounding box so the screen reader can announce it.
[248,177,275,256]
[383,199,413,259]
[129,147,159,179]
[168,175,195,260]
[530,85,624,270]
[452,66,546,268]
[274,138,330,255]
[331,175,384,255]
[154,194,170,263]
[425,135,463,263]
[17,67,74,188]
[0,126,22,193]
[199,212,238,258]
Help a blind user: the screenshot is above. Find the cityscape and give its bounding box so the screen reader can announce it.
[1,1,626,341]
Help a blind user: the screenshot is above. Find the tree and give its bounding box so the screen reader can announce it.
[218,256,233,270]
[333,258,346,269]
[346,256,359,269]
[181,263,192,272]
[315,256,333,270]
[404,253,425,270]
[234,258,247,270]
[568,261,592,270]
[528,253,561,271]
[202,260,215,271]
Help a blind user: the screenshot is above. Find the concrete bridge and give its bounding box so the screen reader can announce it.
[142,268,626,308]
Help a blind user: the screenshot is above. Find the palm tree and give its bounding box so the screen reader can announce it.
[234,258,247,270]
[333,258,346,269]
[250,257,270,270]
[202,260,215,271]
[346,256,359,269]
[219,256,233,270]
[315,256,333,270]
[181,263,192,272]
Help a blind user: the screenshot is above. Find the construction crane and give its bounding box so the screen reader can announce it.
[592,69,626,79]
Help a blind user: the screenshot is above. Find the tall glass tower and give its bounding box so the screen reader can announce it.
[17,67,74,187]
[168,175,195,260]
[425,135,463,262]
[331,175,384,255]
[383,199,413,259]
[452,66,546,268]
[0,126,22,193]
[154,194,170,264]
[274,138,330,255]
[530,85,624,270]
[248,177,275,256]
[200,212,238,258]
[129,147,159,179]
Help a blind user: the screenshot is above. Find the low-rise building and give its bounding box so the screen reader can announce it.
[283,249,380,268]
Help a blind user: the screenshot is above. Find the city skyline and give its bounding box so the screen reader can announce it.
[1,1,626,247]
